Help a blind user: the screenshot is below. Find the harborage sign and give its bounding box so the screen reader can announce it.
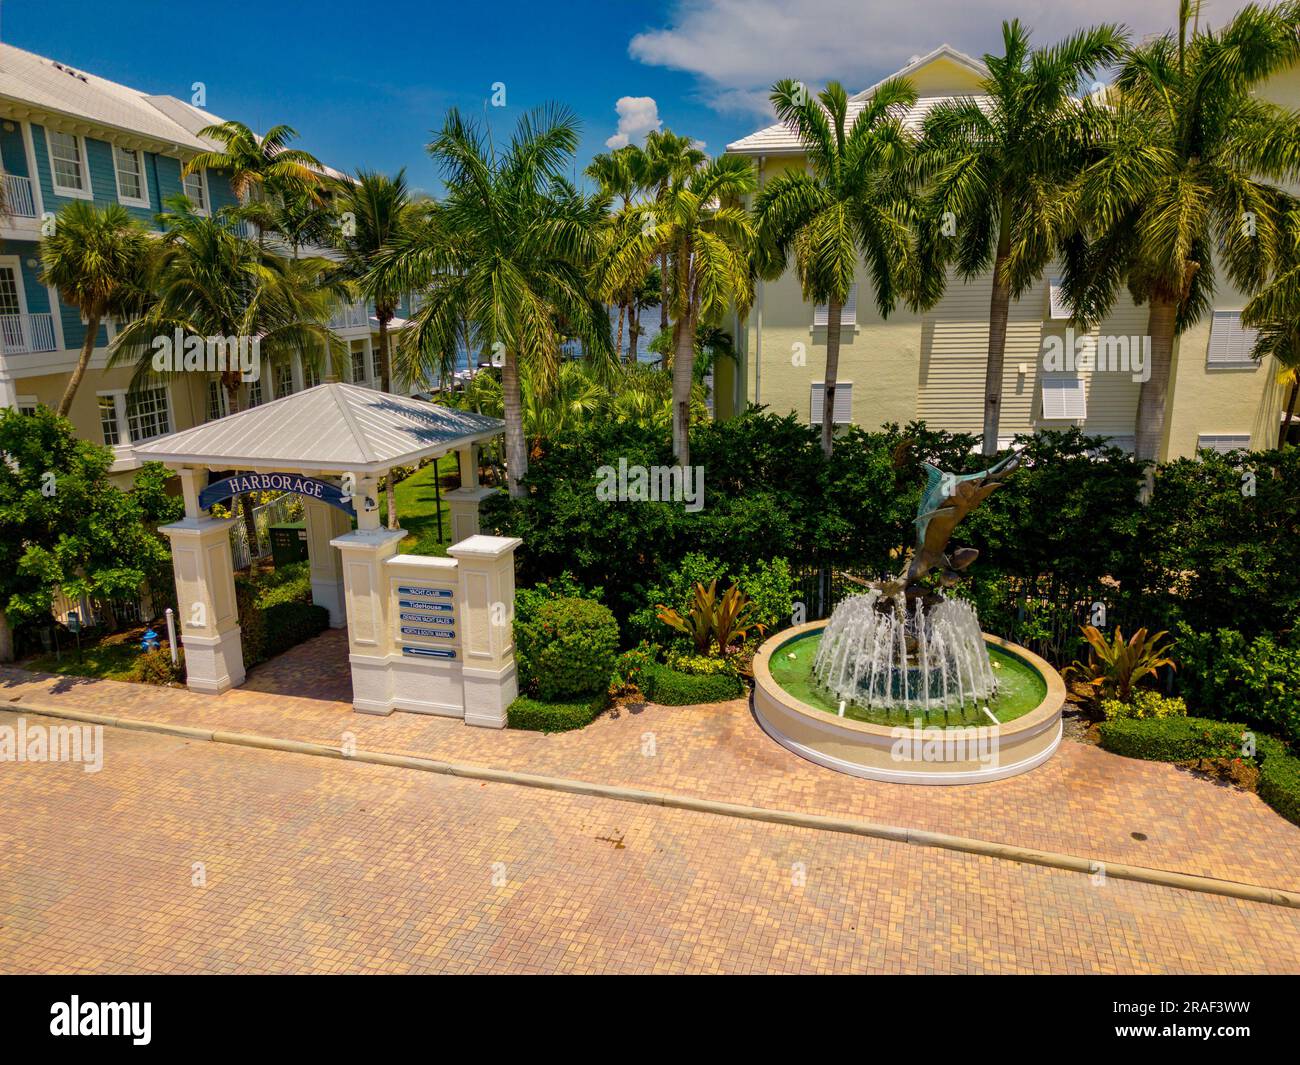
[199,472,356,516]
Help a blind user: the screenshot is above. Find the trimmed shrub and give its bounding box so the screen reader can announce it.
[515,596,619,701]
[1097,716,1252,762]
[507,694,606,733]
[1176,623,1300,747]
[611,641,658,695]
[1258,746,1300,828]
[128,646,185,685]
[1100,690,1188,721]
[644,663,744,705]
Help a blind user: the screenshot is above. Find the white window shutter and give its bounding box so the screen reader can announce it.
[813,285,857,327]
[810,382,853,425]
[1207,311,1259,366]
[1048,278,1070,320]
[1040,373,1086,420]
[1196,434,1251,454]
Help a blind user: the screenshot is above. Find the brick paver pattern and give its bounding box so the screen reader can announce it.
[2,715,1299,974]
[4,629,1297,895]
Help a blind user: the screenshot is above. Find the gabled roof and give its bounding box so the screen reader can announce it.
[133,383,504,474]
[0,42,219,153]
[726,43,989,157]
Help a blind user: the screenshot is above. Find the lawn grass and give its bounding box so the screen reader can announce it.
[386,455,461,555]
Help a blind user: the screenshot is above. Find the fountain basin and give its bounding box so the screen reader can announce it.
[752,621,1065,784]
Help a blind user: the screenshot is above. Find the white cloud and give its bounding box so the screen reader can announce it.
[605,96,664,148]
[628,0,1255,116]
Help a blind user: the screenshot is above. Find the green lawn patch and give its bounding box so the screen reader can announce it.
[386,456,462,556]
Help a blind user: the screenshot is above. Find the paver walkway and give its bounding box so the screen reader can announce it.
[4,629,1299,895]
[3,716,1299,974]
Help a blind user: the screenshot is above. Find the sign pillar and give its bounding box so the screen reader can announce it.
[160,471,245,693]
[448,534,521,729]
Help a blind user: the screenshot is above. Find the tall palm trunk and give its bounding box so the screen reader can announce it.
[672,310,696,466]
[0,607,13,664]
[376,310,392,393]
[1280,379,1298,448]
[1135,297,1178,464]
[821,295,844,457]
[57,310,102,417]
[660,254,669,332]
[628,303,640,365]
[615,304,625,363]
[981,216,1012,457]
[502,350,528,498]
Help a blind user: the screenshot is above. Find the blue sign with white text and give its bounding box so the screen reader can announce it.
[200,472,355,516]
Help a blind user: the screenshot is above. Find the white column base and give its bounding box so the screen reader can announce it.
[462,661,516,729]
[348,653,394,715]
[311,578,347,628]
[181,629,246,694]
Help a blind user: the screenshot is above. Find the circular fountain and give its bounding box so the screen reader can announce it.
[751,451,1065,784]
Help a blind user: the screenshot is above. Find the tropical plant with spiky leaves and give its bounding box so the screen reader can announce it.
[1063,624,1176,703]
[756,77,926,456]
[363,105,614,498]
[1061,2,1300,462]
[917,20,1127,456]
[38,201,153,416]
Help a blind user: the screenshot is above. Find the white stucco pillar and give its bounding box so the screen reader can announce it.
[448,534,521,728]
[160,474,246,695]
[331,526,405,714]
[303,497,350,627]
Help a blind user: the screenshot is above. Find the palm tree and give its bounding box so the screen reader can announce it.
[609,154,756,464]
[364,105,614,498]
[756,78,923,456]
[588,145,651,361]
[1063,3,1300,462]
[39,201,152,416]
[1242,204,1300,445]
[917,21,1126,455]
[184,121,324,243]
[334,169,418,394]
[643,130,707,332]
[113,202,344,552]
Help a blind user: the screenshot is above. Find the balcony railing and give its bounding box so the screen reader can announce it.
[0,313,57,354]
[2,174,37,218]
[329,300,370,331]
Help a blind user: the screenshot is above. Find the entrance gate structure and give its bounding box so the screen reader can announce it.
[135,383,518,727]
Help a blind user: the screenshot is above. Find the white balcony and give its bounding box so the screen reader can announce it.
[0,312,57,354]
[2,174,37,218]
[329,300,370,331]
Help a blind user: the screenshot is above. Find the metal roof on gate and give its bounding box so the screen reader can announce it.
[133,383,503,474]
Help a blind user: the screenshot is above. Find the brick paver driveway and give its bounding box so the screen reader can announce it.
[2,713,1299,974]
[4,629,1299,896]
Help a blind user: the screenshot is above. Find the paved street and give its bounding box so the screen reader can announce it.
[2,712,1299,974]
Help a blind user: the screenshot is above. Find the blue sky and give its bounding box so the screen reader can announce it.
[6,0,1218,196]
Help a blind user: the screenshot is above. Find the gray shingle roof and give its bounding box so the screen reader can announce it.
[133,383,503,473]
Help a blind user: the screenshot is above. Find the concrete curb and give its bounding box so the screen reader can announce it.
[7,700,1300,911]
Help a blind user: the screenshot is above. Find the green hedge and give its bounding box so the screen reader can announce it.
[1097,716,1253,762]
[261,601,331,662]
[515,596,619,701]
[643,663,744,705]
[1098,715,1300,829]
[507,694,606,733]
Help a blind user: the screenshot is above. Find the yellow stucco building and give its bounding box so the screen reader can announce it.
[718,45,1293,458]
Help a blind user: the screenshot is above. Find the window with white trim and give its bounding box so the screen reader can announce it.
[112,146,148,206]
[1040,372,1087,420]
[98,395,121,445]
[182,168,208,212]
[1206,311,1259,367]
[16,395,40,416]
[351,347,368,384]
[1047,278,1070,320]
[126,387,171,441]
[275,362,293,398]
[1197,433,1251,454]
[810,381,853,425]
[48,130,90,197]
[303,361,320,388]
[813,286,857,328]
[206,380,228,421]
[247,375,264,407]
